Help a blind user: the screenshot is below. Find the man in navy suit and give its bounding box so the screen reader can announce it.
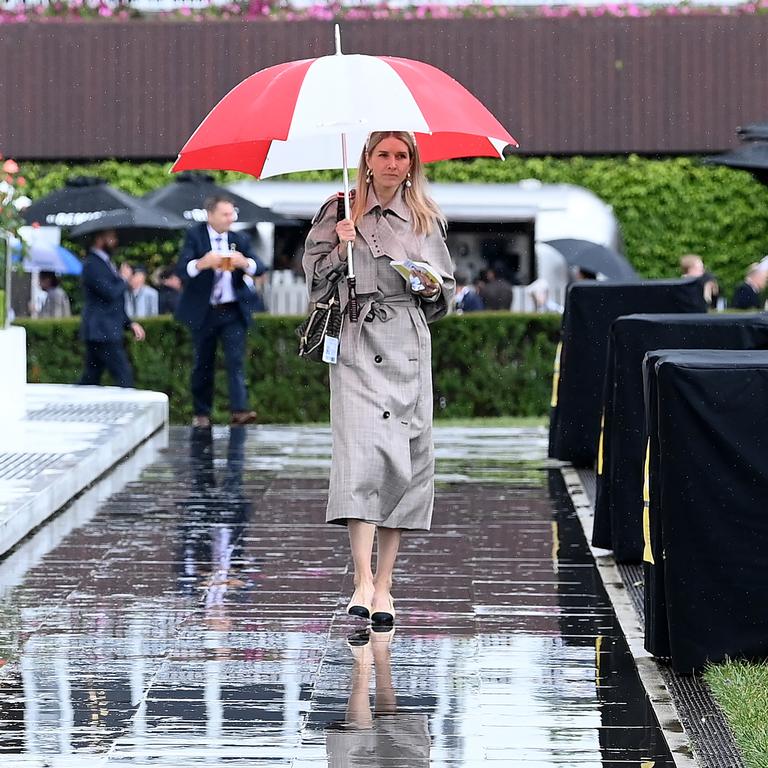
[175,196,267,428]
[77,229,145,387]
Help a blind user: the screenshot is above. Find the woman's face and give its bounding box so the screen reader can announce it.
[367,137,412,191]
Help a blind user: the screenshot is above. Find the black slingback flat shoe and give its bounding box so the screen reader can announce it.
[346,602,370,620]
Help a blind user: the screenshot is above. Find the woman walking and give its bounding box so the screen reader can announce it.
[303,131,455,626]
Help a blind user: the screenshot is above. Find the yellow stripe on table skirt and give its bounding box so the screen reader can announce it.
[597,411,606,475]
[550,341,562,408]
[642,437,654,564]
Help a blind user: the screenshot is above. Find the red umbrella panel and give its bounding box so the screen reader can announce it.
[173,53,517,178]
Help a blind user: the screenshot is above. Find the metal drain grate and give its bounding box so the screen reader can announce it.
[27,402,138,423]
[575,467,745,768]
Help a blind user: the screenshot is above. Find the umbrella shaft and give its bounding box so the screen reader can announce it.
[340,133,356,281]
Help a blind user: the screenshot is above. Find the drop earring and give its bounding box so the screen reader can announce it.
[365,168,372,184]
[405,172,412,189]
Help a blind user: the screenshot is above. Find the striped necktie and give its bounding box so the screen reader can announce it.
[212,235,224,304]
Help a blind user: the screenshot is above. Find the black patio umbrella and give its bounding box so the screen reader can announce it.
[737,122,768,142]
[703,141,768,185]
[143,171,287,225]
[22,176,143,228]
[543,238,638,281]
[69,205,189,244]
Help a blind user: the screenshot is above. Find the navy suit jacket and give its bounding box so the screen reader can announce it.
[79,251,131,343]
[732,282,762,310]
[175,224,266,331]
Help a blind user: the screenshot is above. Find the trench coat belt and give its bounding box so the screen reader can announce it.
[363,293,420,322]
[348,293,420,349]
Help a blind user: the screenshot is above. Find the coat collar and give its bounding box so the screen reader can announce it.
[362,186,411,222]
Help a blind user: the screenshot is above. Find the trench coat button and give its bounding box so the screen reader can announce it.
[382,411,391,419]
[374,355,382,364]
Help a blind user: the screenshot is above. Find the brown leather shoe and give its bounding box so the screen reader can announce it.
[192,415,211,428]
[230,410,257,426]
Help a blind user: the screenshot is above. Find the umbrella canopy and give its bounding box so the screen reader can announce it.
[143,171,288,225]
[172,25,517,320]
[543,238,637,281]
[703,141,768,185]
[172,36,517,178]
[11,241,83,275]
[22,176,143,228]
[737,122,768,142]
[69,205,189,245]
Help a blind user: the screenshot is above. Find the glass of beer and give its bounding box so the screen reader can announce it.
[219,243,236,271]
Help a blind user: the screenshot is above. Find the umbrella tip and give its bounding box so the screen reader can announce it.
[334,23,342,55]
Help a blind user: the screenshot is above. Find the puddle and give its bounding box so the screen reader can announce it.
[0,426,674,765]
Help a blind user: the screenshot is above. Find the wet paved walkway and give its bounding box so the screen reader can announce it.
[0,426,674,767]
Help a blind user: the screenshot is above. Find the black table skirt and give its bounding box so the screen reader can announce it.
[642,349,768,673]
[592,313,768,562]
[548,279,707,467]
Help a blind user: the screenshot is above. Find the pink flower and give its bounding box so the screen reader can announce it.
[16,176,26,186]
[179,7,193,16]
[2,159,19,174]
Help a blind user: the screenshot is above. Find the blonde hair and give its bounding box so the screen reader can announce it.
[351,131,445,236]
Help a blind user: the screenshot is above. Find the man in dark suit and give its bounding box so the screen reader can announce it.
[478,265,514,311]
[77,229,145,387]
[175,195,267,428]
[732,261,767,310]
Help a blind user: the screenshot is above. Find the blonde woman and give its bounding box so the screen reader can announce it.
[303,131,455,626]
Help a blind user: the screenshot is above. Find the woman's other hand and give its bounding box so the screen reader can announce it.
[410,269,440,298]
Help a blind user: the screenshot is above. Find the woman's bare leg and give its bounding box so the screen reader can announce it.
[371,629,396,715]
[346,642,373,728]
[372,527,402,617]
[348,520,376,612]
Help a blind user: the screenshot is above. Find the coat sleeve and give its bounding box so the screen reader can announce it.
[175,229,201,283]
[419,224,455,323]
[235,231,267,277]
[302,196,347,301]
[83,258,128,304]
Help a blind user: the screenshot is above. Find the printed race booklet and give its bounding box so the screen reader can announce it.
[390,259,444,286]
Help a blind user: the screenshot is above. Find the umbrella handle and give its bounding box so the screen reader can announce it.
[347,275,359,323]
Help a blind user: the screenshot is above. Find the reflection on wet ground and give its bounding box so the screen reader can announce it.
[0,425,674,766]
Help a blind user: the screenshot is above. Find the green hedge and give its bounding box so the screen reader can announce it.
[19,155,768,297]
[17,313,560,425]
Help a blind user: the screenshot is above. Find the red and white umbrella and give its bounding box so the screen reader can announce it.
[172,28,517,178]
[173,26,517,320]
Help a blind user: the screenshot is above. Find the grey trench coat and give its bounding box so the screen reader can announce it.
[303,188,455,530]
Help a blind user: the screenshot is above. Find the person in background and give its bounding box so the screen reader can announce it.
[175,195,267,428]
[77,229,145,387]
[572,266,597,281]
[478,264,513,310]
[453,270,484,313]
[680,253,719,309]
[123,263,159,319]
[732,261,768,310]
[527,277,563,313]
[155,265,182,315]
[38,271,71,318]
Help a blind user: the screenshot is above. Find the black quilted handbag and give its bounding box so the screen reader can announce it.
[296,268,345,362]
[297,193,352,362]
